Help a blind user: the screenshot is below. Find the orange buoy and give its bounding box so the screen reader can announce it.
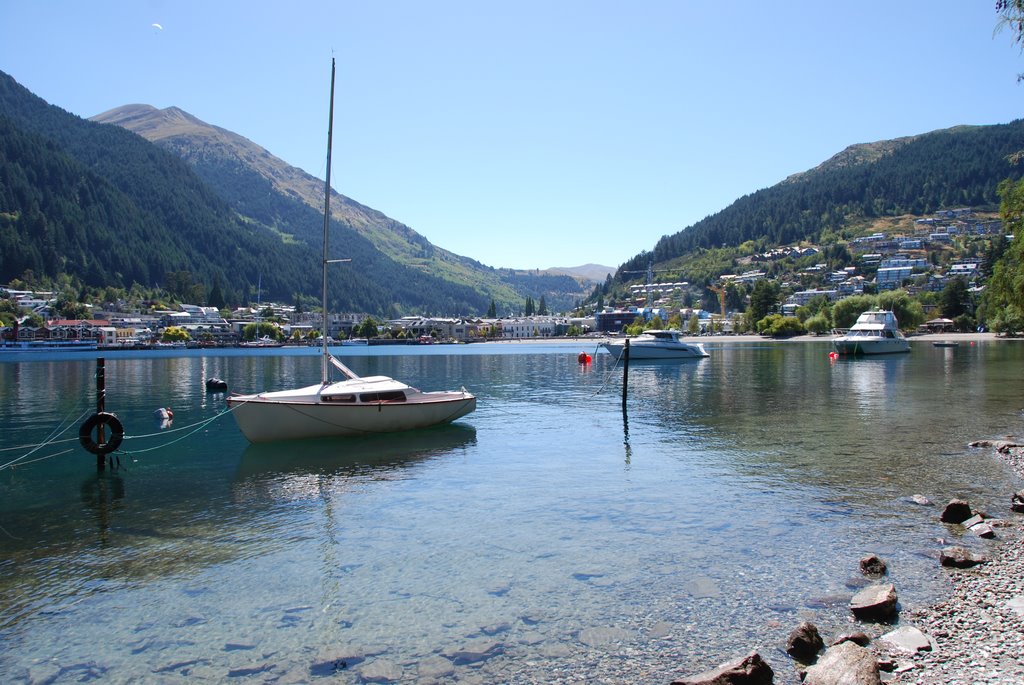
[577,352,591,364]
[828,351,839,360]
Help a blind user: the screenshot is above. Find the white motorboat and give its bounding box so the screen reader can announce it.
[599,329,709,360]
[227,60,476,442]
[832,310,910,355]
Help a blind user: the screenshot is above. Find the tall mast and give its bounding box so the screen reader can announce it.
[321,58,336,385]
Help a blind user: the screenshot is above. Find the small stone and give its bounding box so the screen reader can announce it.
[416,656,454,680]
[358,659,403,683]
[909,494,932,506]
[880,626,933,653]
[1011,490,1024,513]
[969,522,996,539]
[961,514,985,528]
[670,651,774,685]
[850,583,898,622]
[859,554,887,577]
[786,621,825,662]
[831,631,871,647]
[939,546,988,568]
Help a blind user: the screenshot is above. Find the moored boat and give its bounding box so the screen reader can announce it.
[226,60,476,442]
[832,310,910,355]
[599,329,709,360]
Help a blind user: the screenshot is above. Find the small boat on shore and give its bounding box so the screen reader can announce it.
[832,310,910,355]
[599,329,709,360]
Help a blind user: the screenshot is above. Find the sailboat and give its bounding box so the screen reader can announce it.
[227,60,476,443]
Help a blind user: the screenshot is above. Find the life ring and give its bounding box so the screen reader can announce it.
[79,412,125,455]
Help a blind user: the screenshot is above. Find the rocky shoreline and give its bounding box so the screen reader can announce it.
[668,441,1024,685]
[882,443,1024,685]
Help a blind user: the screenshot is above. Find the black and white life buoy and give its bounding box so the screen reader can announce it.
[79,412,125,455]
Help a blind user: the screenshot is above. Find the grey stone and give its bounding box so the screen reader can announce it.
[969,522,996,538]
[849,583,898,621]
[444,639,503,665]
[578,626,633,647]
[416,656,454,680]
[879,625,933,653]
[939,546,988,568]
[803,641,881,685]
[358,659,403,682]
[909,494,932,506]
[670,651,775,685]
[961,514,985,528]
[1011,490,1024,513]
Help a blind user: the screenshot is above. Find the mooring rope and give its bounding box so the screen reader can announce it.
[0,406,95,471]
[119,407,239,454]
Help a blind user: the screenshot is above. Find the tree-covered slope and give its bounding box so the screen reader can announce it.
[0,70,499,314]
[619,121,1024,280]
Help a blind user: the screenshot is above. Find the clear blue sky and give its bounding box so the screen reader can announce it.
[2,2,1021,271]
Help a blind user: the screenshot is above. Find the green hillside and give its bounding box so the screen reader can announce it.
[614,121,1024,287]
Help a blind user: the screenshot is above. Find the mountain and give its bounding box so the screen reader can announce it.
[0,70,587,314]
[89,103,587,313]
[617,121,1024,283]
[546,264,614,283]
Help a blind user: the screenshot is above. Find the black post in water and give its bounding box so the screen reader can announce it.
[621,338,630,410]
[96,358,106,471]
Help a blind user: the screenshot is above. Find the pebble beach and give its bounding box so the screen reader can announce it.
[883,443,1024,685]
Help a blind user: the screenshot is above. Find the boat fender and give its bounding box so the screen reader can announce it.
[79,412,125,455]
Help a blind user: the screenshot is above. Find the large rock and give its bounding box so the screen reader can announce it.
[1012,490,1024,513]
[803,641,881,685]
[849,583,898,622]
[940,499,972,523]
[939,546,988,568]
[786,621,824,662]
[670,651,775,685]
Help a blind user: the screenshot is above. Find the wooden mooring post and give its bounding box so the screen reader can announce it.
[620,338,630,410]
[95,357,106,471]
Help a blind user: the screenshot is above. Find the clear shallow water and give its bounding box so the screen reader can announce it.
[1,340,1022,683]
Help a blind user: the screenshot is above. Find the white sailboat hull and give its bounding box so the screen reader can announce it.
[227,381,476,442]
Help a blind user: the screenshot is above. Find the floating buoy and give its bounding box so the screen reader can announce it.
[828,351,839,360]
[154,407,173,420]
[206,377,228,392]
[577,352,592,365]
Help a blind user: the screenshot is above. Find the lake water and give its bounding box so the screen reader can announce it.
[1,340,1022,684]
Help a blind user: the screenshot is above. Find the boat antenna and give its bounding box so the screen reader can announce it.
[319,58,356,384]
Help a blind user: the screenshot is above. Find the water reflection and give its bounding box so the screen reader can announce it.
[236,424,478,488]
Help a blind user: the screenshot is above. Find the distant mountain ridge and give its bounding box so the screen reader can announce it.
[91,103,589,311]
